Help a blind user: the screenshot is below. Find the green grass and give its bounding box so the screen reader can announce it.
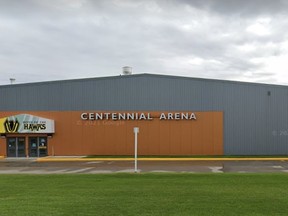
[1,173,288,215]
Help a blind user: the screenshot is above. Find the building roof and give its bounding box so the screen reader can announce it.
[0,73,287,89]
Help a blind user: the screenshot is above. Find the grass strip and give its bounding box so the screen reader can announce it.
[0,173,288,216]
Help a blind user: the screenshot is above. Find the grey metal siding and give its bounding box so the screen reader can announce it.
[1,74,288,155]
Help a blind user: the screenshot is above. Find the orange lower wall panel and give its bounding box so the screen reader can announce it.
[0,111,223,156]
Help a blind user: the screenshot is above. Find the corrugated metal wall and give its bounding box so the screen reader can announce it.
[1,74,288,155]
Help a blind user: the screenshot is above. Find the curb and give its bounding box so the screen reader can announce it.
[36,157,288,162]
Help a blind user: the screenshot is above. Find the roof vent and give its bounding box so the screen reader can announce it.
[9,78,16,84]
[122,66,132,75]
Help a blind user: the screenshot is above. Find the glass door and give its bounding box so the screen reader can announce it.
[17,137,26,157]
[7,137,26,157]
[29,137,38,157]
[29,137,48,157]
[38,137,48,157]
[7,138,17,157]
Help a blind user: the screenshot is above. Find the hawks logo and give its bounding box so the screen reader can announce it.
[4,119,19,133]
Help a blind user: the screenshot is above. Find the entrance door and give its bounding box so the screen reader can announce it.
[7,138,16,157]
[17,137,26,157]
[29,137,38,157]
[29,137,48,157]
[7,137,26,157]
[38,137,48,157]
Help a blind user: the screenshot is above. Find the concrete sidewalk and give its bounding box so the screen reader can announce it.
[2,155,288,162]
[36,156,288,162]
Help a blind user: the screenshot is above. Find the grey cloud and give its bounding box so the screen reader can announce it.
[0,0,288,85]
[177,0,288,16]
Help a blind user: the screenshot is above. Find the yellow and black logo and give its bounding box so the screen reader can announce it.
[4,119,19,133]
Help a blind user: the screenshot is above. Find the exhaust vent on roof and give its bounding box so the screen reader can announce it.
[10,78,16,84]
[122,66,132,75]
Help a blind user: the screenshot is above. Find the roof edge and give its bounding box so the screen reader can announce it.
[0,73,287,89]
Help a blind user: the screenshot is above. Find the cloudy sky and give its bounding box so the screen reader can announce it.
[1,0,288,85]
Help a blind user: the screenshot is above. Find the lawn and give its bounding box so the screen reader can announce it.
[1,173,288,216]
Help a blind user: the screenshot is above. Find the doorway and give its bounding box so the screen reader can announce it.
[7,137,26,157]
[29,137,48,157]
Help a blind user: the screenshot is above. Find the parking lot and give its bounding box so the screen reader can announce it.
[1,158,288,174]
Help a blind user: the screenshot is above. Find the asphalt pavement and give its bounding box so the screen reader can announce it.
[1,158,288,174]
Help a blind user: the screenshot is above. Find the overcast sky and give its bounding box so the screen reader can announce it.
[1,0,288,85]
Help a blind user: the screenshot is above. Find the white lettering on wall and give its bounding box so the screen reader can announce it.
[81,113,88,120]
[80,112,197,121]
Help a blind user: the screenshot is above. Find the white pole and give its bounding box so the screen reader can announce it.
[134,127,139,173]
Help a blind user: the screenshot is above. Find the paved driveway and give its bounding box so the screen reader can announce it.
[1,159,288,174]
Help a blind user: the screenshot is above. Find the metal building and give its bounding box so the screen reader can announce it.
[0,73,287,157]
